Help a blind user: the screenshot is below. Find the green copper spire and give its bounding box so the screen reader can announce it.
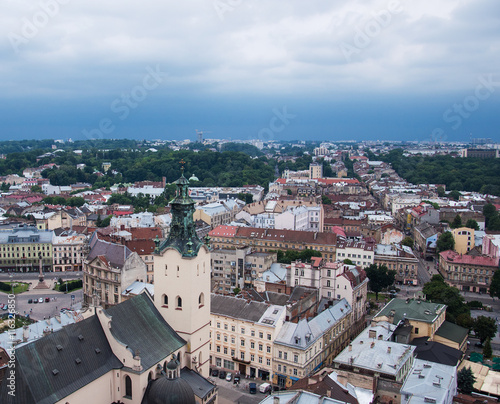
[157,161,203,257]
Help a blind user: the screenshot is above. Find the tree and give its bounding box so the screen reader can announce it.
[233,287,241,295]
[465,219,480,231]
[436,232,455,252]
[343,259,354,265]
[473,316,497,344]
[449,190,461,201]
[365,264,396,300]
[451,214,462,229]
[483,338,492,359]
[401,237,414,248]
[437,186,446,198]
[30,185,42,193]
[321,195,332,205]
[423,275,469,323]
[483,203,498,230]
[489,269,500,299]
[457,367,476,394]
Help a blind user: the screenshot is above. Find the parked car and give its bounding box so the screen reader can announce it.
[249,382,257,394]
[233,375,240,384]
[211,369,219,377]
[28,299,33,304]
[475,342,483,348]
[1,304,7,310]
[33,299,38,304]
[225,373,232,382]
[259,382,272,393]
[218,370,226,379]
[45,297,50,302]
[38,297,43,303]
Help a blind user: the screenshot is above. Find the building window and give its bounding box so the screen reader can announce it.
[176,296,182,309]
[199,293,204,307]
[241,339,245,347]
[259,356,263,364]
[267,334,271,340]
[294,354,298,363]
[415,327,419,334]
[259,332,263,339]
[267,358,271,366]
[125,375,132,398]
[259,344,263,351]
[162,294,168,306]
[217,322,221,328]
[240,352,245,360]
[251,342,255,349]
[267,346,271,353]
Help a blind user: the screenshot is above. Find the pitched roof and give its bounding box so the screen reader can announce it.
[0,316,122,404]
[87,237,132,269]
[374,298,446,325]
[210,294,270,323]
[439,250,499,267]
[411,337,462,366]
[289,372,359,404]
[105,293,185,371]
[435,320,469,344]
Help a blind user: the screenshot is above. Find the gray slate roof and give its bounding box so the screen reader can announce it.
[88,235,132,269]
[211,294,270,322]
[106,293,186,371]
[0,316,122,404]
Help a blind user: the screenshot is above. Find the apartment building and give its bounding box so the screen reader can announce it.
[209,226,338,262]
[439,250,499,295]
[0,224,53,272]
[375,244,419,286]
[273,299,352,388]
[210,294,286,381]
[83,232,147,308]
[335,240,374,268]
[52,232,86,272]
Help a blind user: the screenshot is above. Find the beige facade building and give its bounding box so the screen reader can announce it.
[52,232,86,272]
[83,233,147,308]
[273,299,352,388]
[210,294,286,380]
[0,224,53,272]
[452,227,475,254]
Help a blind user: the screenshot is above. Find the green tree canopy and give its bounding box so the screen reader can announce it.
[483,338,493,359]
[457,367,476,394]
[451,214,462,229]
[473,316,497,344]
[401,237,414,248]
[275,249,322,264]
[489,269,500,299]
[365,264,396,300]
[321,195,332,205]
[422,275,469,323]
[465,219,480,231]
[437,231,455,252]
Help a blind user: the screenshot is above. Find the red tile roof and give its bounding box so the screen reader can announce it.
[209,225,238,237]
[439,250,499,267]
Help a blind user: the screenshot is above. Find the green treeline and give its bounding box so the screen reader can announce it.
[379,149,500,196]
[0,147,276,190]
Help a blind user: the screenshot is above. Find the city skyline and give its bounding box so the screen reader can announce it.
[1,1,500,142]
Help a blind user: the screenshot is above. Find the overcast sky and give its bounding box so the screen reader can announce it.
[1,0,499,143]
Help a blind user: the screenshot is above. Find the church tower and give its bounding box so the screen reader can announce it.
[153,165,211,376]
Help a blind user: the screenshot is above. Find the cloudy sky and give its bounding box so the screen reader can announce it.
[1,0,499,143]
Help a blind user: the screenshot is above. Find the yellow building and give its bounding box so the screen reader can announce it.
[452,227,475,254]
[0,225,53,272]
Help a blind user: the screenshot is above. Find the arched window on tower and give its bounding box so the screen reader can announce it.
[176,296,182,309]
[199,293,204,308]
[125,375,132,398]
[162,294,168,307]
